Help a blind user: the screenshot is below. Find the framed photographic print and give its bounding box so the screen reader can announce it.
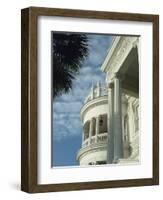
[21,7,159,193]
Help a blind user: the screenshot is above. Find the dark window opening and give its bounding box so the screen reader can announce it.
[96,161,107,165]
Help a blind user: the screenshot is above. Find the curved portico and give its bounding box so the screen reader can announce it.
[76,83,109,165]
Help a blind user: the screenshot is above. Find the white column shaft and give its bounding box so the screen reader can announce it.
[107,86,114,163]
[113,77,123,162]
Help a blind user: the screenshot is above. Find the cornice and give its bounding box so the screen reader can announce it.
[101,36,138,78]
[80,95,108,122]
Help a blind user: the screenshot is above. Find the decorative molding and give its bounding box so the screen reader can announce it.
[76,143,107,161]
[80,96,108,122]
[101,36,138,79]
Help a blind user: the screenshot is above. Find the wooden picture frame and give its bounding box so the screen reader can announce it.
[21,7,159,193]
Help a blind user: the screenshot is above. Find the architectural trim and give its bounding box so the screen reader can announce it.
[76,143,107,161]
[80,96,108,122]
[101,36,138,80]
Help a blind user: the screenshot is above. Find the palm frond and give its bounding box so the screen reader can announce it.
[52,33,89,97]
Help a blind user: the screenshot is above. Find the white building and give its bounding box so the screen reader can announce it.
[76,36,139,165]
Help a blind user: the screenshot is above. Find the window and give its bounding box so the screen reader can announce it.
[99,114,107,134]
[83,121,90,140]
[96,161,106,165]
[92,118,96,136]
[88,162,95,165]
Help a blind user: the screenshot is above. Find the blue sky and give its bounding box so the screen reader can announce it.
[52,33,113,167]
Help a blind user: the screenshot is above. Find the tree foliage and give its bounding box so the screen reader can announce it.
[52,33,88,97]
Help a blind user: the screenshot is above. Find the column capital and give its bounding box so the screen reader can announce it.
[108,82,114,88]
[107,73,125,86]
[113,72,124,80]
[106,73,125,89]
[106,72,114,88]
[132,38,139,48]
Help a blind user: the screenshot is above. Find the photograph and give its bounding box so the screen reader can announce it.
[21,7,159,193]
[52,32,139,167]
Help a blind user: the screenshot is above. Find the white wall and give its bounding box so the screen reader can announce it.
[0,0,162,199]
[83,103,108,123]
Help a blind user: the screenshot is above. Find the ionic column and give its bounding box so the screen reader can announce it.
[95,116,99,143]
[89,119,93,144]
[113,74,123,162]
[107,84,114,163]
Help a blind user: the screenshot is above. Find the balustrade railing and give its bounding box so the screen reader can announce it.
[97,133,108,143]
[82,132,108,148]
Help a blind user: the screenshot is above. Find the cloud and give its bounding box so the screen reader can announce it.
[53,114,82,141]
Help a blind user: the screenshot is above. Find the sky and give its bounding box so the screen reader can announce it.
[52,33,113,167]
